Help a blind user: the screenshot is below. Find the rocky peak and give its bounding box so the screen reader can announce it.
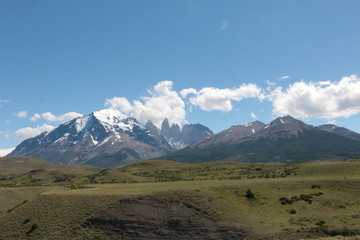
[156,119,213,148]
[146,120,160,135]
[261,116,310,139]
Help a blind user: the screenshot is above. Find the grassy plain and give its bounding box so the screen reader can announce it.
[0,158,359,239]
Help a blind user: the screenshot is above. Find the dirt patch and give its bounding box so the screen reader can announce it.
[84,198,246,239]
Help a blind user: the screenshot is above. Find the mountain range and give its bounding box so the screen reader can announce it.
[162,116,360,164]
[8,109,212,167]
[7,110,360,167]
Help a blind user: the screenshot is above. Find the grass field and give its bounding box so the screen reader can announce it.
[0,158,359,239]
[0,156,98,187]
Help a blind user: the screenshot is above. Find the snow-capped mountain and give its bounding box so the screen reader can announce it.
[8,109,174,167]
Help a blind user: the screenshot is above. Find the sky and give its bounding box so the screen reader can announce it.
[1,0,360,155]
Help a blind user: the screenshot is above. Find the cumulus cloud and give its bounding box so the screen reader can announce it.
[0,148,15,157]
[30,113,41,122]
[14,124,55,140]
[250,112,257,119]
[105,81,186,127]
[39,112,83,122]
[105,97,133,113]
[15,111,28,118]
[179,88,197,98]
[221,20,229,31]
[268,75,360,119]
[181,84,263,112]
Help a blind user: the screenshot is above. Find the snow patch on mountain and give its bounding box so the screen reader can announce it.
[74,116,91,132]
[93,109,127,124]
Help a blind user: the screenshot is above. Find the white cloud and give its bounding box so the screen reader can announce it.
[318,81,331,86]
[221,20,229,31]
[14,124,55,140]
[105,97,133,113]
[30,113,41,122]
[250,112,257,119]
[279,75,290,80]
[41,112,83,122]
[0,99,9,107]
[179,88,197,98]
[181,84,263,112]
[268,74,360,119]
[105,80,186,127]
[0,148,15,157]
[15,111,28,118]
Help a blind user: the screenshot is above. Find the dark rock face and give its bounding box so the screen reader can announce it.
[9,109,174,167]
[159,119,182,142]
[85,198,246,240]
[169,124,181,141]
[160,119,171,139]
[158,119,213,148]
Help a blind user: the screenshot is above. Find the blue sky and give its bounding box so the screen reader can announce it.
[1,0,360,154]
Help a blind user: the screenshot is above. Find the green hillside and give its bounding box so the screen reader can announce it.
[0,157,56,175]
[0,156,98,187]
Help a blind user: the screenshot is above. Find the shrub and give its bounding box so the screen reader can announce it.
[315,220,326,226]
[289,209,297,214]
[245,189,255,199]
[26,223,38,235]
[23,218,30,224]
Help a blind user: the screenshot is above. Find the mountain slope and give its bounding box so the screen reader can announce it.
[163,116,360,163]
[317,124,360,141]
[0,156,56,175]
[9,109,174,167]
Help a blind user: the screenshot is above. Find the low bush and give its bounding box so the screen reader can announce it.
[245,189,255,199]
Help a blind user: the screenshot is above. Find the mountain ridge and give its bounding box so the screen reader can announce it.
[8,112,360,167]
[162,116,360,164]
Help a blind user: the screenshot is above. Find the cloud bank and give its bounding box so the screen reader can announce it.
[11,75,360,143]
[268,74,360,119]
